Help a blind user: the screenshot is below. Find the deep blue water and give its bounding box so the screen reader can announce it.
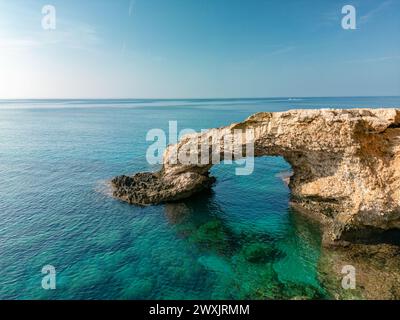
[0,97,399,299]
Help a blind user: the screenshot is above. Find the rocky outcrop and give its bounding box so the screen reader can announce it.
[112,172,215,205]
[112,109,400,244]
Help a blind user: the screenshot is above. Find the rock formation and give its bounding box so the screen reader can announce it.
[112,109,400,244]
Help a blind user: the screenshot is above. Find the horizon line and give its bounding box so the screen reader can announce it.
[1,95,400,101]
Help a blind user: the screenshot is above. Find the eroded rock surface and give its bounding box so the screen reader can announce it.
[112,108,400,244]
[319,243,400,299]
[112,172,215,205]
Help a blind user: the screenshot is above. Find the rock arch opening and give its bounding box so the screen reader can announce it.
[112,109,400,244]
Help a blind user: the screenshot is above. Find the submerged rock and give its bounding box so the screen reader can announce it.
[112,108,400,244]
[279,281,327,300]
[241,243,283,263]
[188,220,231,253]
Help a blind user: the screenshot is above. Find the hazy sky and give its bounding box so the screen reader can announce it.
[0,0,399,98]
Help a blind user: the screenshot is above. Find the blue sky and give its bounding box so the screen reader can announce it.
[0,0,399,98]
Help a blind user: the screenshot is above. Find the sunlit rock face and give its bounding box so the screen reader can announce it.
[112,108,400,244]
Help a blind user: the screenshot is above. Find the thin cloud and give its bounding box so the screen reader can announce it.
[345,55,400,64]
[0,20,101,52]
[235,45,296,69]
[129,0,135,17]
[121,0,136,56]
[320,11,341,26]
[55,20,102,49]
[264,46,296,57]
[360,0,393,24]
[0,38,41,49]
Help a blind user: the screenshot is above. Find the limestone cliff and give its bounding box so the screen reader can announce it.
[112,109,400,244]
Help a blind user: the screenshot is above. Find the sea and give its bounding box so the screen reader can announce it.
[0,96,399,299]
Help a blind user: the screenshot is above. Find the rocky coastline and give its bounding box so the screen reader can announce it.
[113,108,400,246]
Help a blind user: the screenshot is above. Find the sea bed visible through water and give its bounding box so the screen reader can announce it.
[1,97,399,299]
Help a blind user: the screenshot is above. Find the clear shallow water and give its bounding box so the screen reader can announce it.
[0,97,399,300]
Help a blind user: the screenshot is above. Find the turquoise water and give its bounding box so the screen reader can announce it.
[1,97,399,300]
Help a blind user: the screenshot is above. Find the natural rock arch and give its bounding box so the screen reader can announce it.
[112,109,400,244]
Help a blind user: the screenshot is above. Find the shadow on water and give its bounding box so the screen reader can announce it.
[163,190,328,300]
[165,189,278,255]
